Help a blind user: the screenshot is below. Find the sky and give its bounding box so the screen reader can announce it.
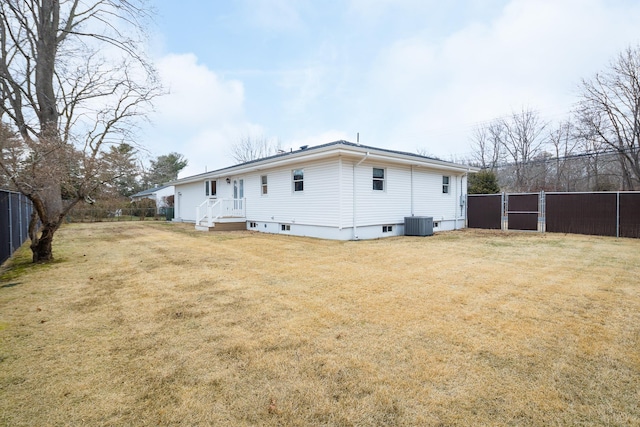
[142,0,640,178]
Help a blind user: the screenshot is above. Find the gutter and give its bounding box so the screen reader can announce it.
[171,145,478,186]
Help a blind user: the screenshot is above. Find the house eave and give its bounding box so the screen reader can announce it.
[170,141,478,186]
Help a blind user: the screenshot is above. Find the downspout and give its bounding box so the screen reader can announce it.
[410,165,415,216]
[353,152,370,240]
[338,157,343,231]
[463,168,469,228]
[454,174,458,230]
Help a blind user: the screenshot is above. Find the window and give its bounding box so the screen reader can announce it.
[205,180,217,196]
[261,175,268,195]
[281,224,291,231]
[442,176,450,194]
[383,225,393,233]
[373,168,385,191]
[293,169,304,192]
[249,222,258,228]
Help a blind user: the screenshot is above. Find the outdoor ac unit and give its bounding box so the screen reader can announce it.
[404,216,434,236]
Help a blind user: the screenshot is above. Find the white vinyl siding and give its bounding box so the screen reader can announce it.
[174,181,205,221]
[172,148,470,237]
[412,170,458,221]
[244,159,341,227]
[352,162,411,227]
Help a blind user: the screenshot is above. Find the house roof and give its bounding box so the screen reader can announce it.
[171,140,479,185]
[130,184,173,198]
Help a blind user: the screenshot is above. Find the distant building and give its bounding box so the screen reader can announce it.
[130,185,174,213]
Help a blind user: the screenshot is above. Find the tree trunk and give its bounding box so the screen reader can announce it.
[28,181,65,263]
[30,223,56,263]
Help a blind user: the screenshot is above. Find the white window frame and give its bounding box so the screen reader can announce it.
[261,175,268,195]
[205,180,217,197]
[373,167,385,191]
[442,176,450,194]
[293,169,304,192]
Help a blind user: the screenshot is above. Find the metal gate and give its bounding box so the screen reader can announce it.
[506,193,540,231]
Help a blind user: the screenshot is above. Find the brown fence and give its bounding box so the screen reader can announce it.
[467,191,640,238]
[507,194,539,231]
[467,194,502,229]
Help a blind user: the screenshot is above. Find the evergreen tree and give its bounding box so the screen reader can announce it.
[468,170,501,194]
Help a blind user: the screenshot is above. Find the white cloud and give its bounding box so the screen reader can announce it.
[144,53,262,177]
[155,54,245,126]
[361,0,640,158]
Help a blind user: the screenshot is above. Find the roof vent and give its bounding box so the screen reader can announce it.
[300,145,309,150]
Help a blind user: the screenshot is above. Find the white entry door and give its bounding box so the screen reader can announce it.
[233,178,244,209]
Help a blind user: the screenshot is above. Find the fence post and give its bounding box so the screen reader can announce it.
[616,191,620,238]
[18,194,21,242]
[501,192,507,231]
[8,192,13,253]
[539,191,546,233]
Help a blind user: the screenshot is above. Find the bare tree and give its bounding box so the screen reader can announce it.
[470,122,503,171]
[229,135,281,164]
[575,44,640,190]
[0,0,161,262]
[498,108,549,191]
[547,120,579,191]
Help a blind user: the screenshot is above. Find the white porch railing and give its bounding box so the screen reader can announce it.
[196,198,246,227]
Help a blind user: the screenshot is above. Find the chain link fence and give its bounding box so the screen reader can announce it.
[65,206,174,223]
[1,190,33,265]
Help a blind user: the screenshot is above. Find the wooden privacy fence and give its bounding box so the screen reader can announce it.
[1,190,33,265]
[467,192,640,238]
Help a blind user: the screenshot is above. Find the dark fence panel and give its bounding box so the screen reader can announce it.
[0,193,9,265]
[507,194,538,231]
[546,193,617,236]
[467,191,640,238]
[619,193,640,238]
[1,190,33,265]
[467,194,502,229]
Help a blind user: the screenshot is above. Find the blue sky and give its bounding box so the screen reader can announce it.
[143,0,640,177]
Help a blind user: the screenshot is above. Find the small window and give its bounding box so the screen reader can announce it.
[433,221,440,228]
[382,225,393,233]
[281,224,291,231]
[373,168,385,191]
[249,222,258,228]
[442,176,450,194]
[205,180,217,197]
[293,169,304,192]
[261,175,268,195]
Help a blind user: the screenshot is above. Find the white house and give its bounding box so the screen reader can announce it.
[170,140,478,240]
[130,184,175,213]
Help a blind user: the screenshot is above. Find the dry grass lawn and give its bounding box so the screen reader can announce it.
[1,222,639,426]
